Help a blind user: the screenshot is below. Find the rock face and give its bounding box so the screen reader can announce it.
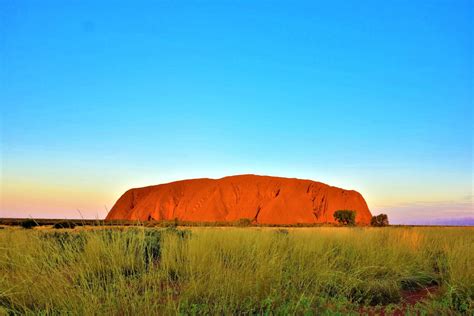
[106,175,372,225]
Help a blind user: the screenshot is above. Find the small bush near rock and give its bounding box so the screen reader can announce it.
[235,218,253,227]
[159,220,178,228]
[333,210,356,226]
[371,214,389,227]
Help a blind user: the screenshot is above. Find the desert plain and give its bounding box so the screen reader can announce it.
[1,223,473,315]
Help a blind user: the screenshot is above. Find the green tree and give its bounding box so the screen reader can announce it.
[371,214,389,227]
[333,210,356,226]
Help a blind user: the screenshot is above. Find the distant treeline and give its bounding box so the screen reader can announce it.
[1,217,462,228]
[1,218,352,228]
[0,218,106,226]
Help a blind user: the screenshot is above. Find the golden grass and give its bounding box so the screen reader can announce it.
[0,226,473,314]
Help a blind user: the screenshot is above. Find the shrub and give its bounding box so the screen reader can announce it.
[333,210,356,226]
[235,218,253,227]
[20,219,39,229]
[371,214,389,227]
[159,220,178,228]
[53,221,77,229]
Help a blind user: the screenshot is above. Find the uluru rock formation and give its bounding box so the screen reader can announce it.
[106,175,372,225]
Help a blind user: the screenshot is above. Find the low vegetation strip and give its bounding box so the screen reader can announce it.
[1,218,359,228]
[0,227,473,314]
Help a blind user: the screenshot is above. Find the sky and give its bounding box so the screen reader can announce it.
[1,0,472,224]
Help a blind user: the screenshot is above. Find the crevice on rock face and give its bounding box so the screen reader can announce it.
[231,183,241,204]
[253,206,262,223]
[129,192,136,210]
[312,211,319,220]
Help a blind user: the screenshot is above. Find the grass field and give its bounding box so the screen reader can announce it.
[0,226,473,315]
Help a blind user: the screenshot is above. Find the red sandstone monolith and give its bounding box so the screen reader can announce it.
[105,175,372,225]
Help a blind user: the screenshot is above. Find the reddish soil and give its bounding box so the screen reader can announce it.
[401,285,439,306]
[360,286,439,315]
[106,174,372,225]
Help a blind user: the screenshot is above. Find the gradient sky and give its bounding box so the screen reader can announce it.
[1,0,472,224]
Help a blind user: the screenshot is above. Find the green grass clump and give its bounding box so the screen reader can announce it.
[0,227,472,314]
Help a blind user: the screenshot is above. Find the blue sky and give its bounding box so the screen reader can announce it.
[1,0,472,223]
